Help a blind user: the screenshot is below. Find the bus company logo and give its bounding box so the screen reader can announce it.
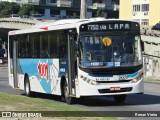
[119,75,127,80]
[37,60,48,81]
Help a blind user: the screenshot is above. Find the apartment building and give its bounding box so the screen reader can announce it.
[0,0,119,19]
[39,0,119,18]
[119,0,160,26]
[36,0,119,19]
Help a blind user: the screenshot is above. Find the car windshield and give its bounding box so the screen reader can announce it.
[79,34,142,68]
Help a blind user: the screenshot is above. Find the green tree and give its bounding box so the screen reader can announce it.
[0,2,20,18]
[95,8,104,17]
[18,4,35,16]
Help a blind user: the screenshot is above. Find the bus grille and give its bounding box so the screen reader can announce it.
[96,80,131,83]
[98,87,133,93]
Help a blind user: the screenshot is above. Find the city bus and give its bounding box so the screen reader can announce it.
[8,18,144,104]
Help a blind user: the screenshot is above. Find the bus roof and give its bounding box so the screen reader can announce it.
[9,18,138,35]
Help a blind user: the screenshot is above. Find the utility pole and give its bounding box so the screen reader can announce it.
[80,0,86,19]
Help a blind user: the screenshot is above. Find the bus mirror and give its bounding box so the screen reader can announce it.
[75,41,78,51]
[75,41,79,57]
[141,40,144,52]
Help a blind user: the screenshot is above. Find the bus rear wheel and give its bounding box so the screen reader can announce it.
[62,81,75,104]
[24,77,32,97]
[114,94,126,103]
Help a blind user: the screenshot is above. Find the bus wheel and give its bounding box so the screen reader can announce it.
[114,94,126,103]
[24,77,32,97]
[63,81,74,104]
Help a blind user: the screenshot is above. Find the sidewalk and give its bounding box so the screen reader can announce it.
[144,76,160,84]
[0,58,8,67]
[0,63,7,67]
[0,62,8,72]
[0,63,8,72]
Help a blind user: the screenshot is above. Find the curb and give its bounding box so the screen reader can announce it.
[144,81,160,84]
[144,77,160,84]
[0,64,7,66]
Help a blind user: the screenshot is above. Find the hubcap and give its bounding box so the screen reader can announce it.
[25,82,29,95]
[64,84,69,98]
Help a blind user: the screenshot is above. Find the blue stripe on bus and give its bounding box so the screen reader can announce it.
[19,59,52,93]
[89,72,138,78]
[88,74,113,77]
[40,79,51,93]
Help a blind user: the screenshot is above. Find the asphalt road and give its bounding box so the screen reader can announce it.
[0,65,160,119]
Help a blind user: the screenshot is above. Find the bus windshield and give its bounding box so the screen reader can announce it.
[79,34,142,68]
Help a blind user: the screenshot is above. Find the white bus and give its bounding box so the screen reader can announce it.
[8,18,144,104]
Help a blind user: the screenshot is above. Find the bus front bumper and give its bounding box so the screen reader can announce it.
[78,79,144,96]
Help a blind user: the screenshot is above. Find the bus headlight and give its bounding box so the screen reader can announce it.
[90,80,96,85]
[131,72,143,83]
[83,77,87,81]
[132,79,138,83]
[81,76,97,85]
[87,78,91,83]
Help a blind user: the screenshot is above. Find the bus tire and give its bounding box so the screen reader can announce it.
[62,80,75,104]
[114,94,126,103]
[24,76,32,97]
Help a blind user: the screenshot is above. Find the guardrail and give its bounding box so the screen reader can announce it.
[0,18,46,29]
[0,18,37,25]
[140,26,160,37]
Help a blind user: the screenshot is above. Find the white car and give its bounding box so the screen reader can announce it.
[10,14,21,18]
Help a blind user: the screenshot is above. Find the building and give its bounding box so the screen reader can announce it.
[119,0,160,26]
[35,0,119,19]
[149,0,160,26]
[0,0,119,19]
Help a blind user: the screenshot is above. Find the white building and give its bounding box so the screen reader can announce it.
[132,0,149,25]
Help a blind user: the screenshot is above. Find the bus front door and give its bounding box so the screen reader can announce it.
[67,32,77,97]
[13,40,19,88]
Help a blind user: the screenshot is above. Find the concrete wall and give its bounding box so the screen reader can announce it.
[142,35,160,78]
[0,18,38,29]
[143,55,160,77]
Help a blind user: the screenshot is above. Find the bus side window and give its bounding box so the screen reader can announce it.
[50,31,59,58]
[58,32,67,58]
[59,42,67,58]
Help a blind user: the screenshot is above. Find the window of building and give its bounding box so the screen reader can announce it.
[50,9,60,17]
[141,19,149,25]
[142,4,149,12]
[133,4,141,12]
[93,0,103,3]
[46,0,56,3]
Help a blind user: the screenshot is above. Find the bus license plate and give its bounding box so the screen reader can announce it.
[110,87,121,91]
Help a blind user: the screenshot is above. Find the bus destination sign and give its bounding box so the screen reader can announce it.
[80,23,131,32]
